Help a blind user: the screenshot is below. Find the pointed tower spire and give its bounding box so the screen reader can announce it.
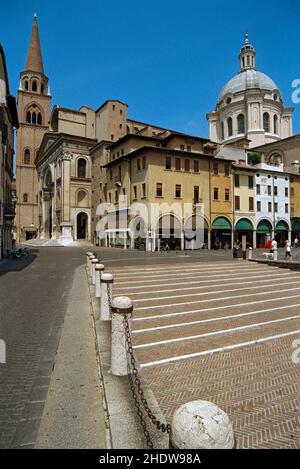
[25,13,44,74]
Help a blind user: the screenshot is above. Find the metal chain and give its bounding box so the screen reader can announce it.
[107,284,113,315]
[123,313,171,439]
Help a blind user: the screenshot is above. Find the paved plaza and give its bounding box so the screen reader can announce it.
[109,258,300,448]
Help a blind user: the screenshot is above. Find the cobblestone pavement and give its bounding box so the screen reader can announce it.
[0,247,85,448]
[110,260,300,449]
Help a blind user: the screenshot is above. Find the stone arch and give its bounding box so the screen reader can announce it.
[74,209,91,241]
[23,148,31,165]
[184,214,209,249]
[76,188,89,207]
[76,156,89,178]
[155,213,183,250]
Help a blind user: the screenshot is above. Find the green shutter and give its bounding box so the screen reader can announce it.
[292,220,300,231]
[257,220,272,233]
[211,217,232,230]
[235,219,253,231]
[276,221,289,232]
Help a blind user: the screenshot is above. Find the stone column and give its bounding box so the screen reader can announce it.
[60,151,73,244]
[100,273,113,321]
[111,296,133,376]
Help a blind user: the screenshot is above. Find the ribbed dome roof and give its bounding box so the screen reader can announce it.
[218,69,279,102]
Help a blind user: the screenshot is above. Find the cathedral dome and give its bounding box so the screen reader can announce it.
[218,69,279,102]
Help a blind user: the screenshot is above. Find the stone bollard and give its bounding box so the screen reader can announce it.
[248,247,253,260]
[100,273,114,321]
[89,254,95,277]
[91,258,98,285]
[111,296,133,376]
[170,400,235,449]
[273,248,278,261]
[86,251,93,268]
[95,263,105,298]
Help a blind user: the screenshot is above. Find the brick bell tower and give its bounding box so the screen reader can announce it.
[16,13,51,241]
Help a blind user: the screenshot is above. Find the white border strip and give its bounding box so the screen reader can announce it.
[133,315,300,349]
[133,303,300,333]
[139,329,300,368]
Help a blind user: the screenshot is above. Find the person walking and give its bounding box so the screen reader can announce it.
[285,241,292,259]
[293,237,299,248]
[271,238,277,253]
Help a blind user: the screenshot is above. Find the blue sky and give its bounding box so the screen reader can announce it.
[2,0,300,136]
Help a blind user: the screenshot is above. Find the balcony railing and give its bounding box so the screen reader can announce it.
[3,204,16,220]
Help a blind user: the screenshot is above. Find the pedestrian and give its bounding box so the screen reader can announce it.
[285,241,292,259]
[271,238,277,253]
[294,237,299,248]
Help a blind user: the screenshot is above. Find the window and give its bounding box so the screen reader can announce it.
[285,203,289,213]
[112,104,115,111]
[184,159,190,171]
[274,115,278,134]
[180,145,184,151]
[137,159,141,171]
[115,190,118,203]
[32,80,37,92]
[248,176,253,189]
[213,188,219,200]
[23,193,28,203]
[267,185,271,196]
[194,186,199,204]
[235,196,240,210]
[175,185,181,198]
[133,186,137,200]
[187,146,191,152]
[142,156,146,169]
[194,160,199,173]
[234,174,240,187]
[274,202,278,212]
[26,111,31,123]
[37,113,42,125]
[257,201,261,212]
[237,114,245,134]
[227,117,233,137]
[285,187,288,197]
[166,156,172,170]
[111,134,114,141]
[213,161,218,175]
[32,112,37,124]
[118,165,121,181]
[119,124,122,129]
[109,193,111,203]
[25,80,29,91]
[249,197,254,211]
[142,183,146,198]
[77,158,87,178]
[156,183,163,197]
[224,162,229,177]
[175,158,181,171]
[41,84,44,94]
[256,184,260,195]
[120,109,123,115]
[24,149,30,165]
[221,122,224,140]
[225,188,230,201]
[263,112,270,132]
[268,202,272,212]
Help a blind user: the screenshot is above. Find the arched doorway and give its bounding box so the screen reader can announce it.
[211,216,232,249]
[184,215,208,249]
[235,218,254,247]
[77,212,88,239]
[256,220,272,248]
[156,214,182,250]
[275,220,289,247]
[292,219,300,243]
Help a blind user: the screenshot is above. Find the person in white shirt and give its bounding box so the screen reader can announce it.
[293,237,299,248]
[271,239,277,253]
[285,241,291,259]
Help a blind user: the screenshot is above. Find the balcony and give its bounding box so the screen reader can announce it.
[3,204,16,220]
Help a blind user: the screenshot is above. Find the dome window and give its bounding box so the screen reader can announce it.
[227,117,233,137]
[263,112,270,132]
[221,122,224,140]
[273,93,278,101]
[237,114,245,134]
[226,97,232,105]
[273,115,278,134]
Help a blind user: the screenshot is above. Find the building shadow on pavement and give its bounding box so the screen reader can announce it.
[0,249,39,277]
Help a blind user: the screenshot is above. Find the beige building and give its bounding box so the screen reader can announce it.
[207,35,293,148]
[15,14,51,241]
[0,45,19,258]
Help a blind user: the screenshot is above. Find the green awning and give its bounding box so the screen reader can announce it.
[211,217,231,230]
[276,221,289,232]
[257,221,272,233]
[235,219,253,231]
[292,220,300,231]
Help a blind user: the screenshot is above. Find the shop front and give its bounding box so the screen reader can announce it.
[211,216,232,249]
